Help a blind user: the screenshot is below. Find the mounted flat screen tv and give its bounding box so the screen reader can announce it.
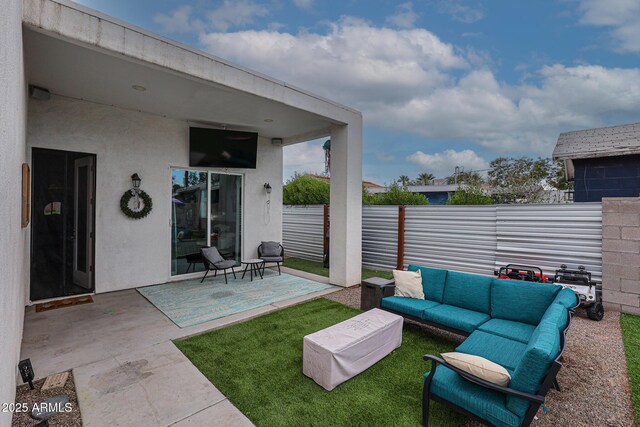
[189,127,258,169]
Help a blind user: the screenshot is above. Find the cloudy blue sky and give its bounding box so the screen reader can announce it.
[75,0,640,184]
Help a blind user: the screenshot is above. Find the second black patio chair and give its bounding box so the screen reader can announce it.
[258,241,284,275]
[200,246,237,284]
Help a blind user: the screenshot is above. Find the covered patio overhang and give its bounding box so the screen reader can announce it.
[22,0,363,290]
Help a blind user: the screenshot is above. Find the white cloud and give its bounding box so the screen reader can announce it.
[154,1,269,34]
[407,149,489,178]
[292,0,313,11]
[386,2,419,29]
[200,17,467,107]
[438,1,485,24]
[208,0,269,32]
[375,152,396,161]
[154,6,199,33]
[577,0,640,53]
[197,17,640,156]
[283,140,326,181]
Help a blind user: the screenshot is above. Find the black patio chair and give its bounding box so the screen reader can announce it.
[258,241,284,275]
[200,246,237,284]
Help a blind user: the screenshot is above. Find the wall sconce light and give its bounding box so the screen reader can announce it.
[131,173,142,190]
[264,183,272,194]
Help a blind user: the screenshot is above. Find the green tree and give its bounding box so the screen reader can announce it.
[447,184,493,205]
[415,172,435,185]
[397,175,411,187]
[283,175,330,205]
[446,170,484,185]
[488,157,550,204]
[363,184,428,206]
[547,159,572,190]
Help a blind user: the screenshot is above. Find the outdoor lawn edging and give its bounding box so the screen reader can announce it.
[621,313,640,426]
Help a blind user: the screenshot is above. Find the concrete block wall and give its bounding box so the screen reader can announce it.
[602,197,640,314]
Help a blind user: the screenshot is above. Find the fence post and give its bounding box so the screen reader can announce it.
[397,205,406,270]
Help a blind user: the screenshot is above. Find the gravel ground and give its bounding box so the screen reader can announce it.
[325,286,637,427]
[12,371,81,427]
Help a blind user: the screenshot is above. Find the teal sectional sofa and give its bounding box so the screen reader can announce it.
[376,265,578,427]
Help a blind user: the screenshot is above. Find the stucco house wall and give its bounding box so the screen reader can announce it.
[27,95,283,294]
[0,0,28,422]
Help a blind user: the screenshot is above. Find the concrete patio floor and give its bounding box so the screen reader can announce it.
[19,270,337,426]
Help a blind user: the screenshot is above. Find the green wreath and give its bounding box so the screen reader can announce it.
[120,190,153,219]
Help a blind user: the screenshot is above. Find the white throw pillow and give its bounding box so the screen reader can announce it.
[393,269,424,299]
[441,352,511,386]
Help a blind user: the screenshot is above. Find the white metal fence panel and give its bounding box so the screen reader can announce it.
[403,206,498,275]
[362,206,399,270]
[495,203,602,282]
[282,205,325,262]
[282,203,603,281]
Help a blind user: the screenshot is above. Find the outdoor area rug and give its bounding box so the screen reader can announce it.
[137,270,333,328]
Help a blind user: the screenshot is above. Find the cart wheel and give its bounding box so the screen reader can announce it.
[587,302,604,321]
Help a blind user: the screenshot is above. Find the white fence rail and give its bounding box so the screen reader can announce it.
[404,206,498,276]
[362,206,399,270]
[282,205,325,262]
[495,204,602,282]
[282,203,602,281]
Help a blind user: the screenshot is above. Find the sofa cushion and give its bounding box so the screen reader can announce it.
[422,305,490,334]
[456,331,527,371]
[393,269,424,299]
[553,287,579,309]
[478,319,536,344]
[443,271,493,314]
[507,320,561,417]
[407,264,448,303]
[260,241,281,257]
[425,366,522,427]
[381,296,439,318]
[442,352,511,386]
[491,280,561,325]
[540,303,569,334]
[201,246,224,264]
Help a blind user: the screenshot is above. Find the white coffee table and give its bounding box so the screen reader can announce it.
[303,308,403,391]
[241,259,265,281]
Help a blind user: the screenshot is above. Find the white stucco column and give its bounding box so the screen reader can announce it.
[329,117,363,287]
[0,0,27,423]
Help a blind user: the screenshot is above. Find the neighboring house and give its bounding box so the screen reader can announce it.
[0,0,363,416]
[305,174,384,190]
[368,183,571,205]
[368,184,460,205]
[553,123,640,202]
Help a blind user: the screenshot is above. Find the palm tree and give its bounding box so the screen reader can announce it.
[416,172,434,185]
[398,175,411,187]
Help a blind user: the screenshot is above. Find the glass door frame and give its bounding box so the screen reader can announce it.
[169,166,244,279]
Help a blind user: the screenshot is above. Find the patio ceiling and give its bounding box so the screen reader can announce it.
[23,28,336,142]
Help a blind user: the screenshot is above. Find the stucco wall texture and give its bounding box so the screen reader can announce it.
[0,0,28,424]
[27,95,283,293]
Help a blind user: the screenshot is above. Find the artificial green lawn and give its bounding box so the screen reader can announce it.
[283,257,394,281]
[622,314,640,426]
[176,298,464,426]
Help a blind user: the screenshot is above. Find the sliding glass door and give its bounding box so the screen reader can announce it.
[210,174,242,262]
[171,169,242,276]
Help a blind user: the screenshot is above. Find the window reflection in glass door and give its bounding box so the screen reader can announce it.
[171,170,242,276]
[210,174,242,263]
[171,170,208,276]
